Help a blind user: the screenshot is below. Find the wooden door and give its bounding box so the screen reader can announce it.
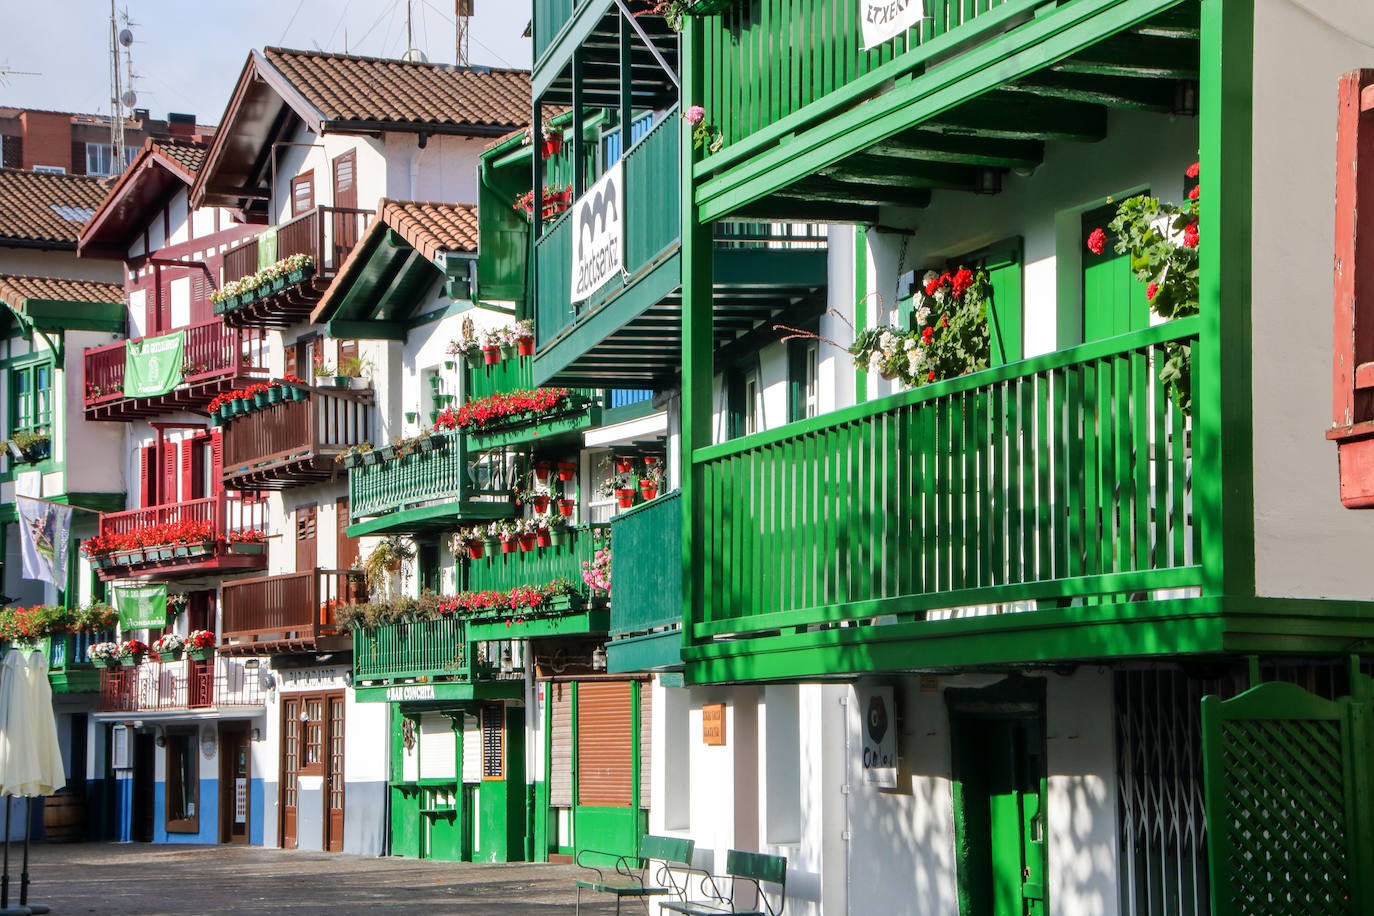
[281,696,301,848]
[332,151,356,209]
[1082,204,1148,344]
[219,724,250,844]
[335,496,358,571]
[291,171,315,218]
[296,505,318,572]
[324,694,346,851]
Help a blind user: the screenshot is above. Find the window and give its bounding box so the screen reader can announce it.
[291,171,315,218]
[32,165,66,175]
[481,704,504,780]
[728,367,762,439]
[84,143,135,178]
[301,696,325,775]
[1081,206,1147,344]
[788,339,819,422]
[165,730,200,833]
[9,360,53,437]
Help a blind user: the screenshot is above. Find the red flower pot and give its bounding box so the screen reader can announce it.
[615,488,635,509]
[517,336,535,356]
[519,534,537,552]
[533,463,551,482]
[557,462,577,481]
[615,457,634,473]
[557,499,576,517]
[640,482,658,501]
[467,539,485,560]
[541,136,563,158]
[501,539,518,554]
[644,455,661,467]
[532,495,551,515]
[536,531,552,548]
[482,346,501,365]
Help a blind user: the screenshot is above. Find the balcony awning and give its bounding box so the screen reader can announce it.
[346,500,512,539]
[0,274,125,335]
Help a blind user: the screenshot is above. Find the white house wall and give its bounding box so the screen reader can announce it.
[0,247,121,283]
[384,133,484,205]
[1250,0,1374,600]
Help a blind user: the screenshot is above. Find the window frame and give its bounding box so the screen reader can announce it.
[164,729,201,833]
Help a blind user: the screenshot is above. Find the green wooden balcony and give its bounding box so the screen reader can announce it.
[347,432,513,536]
[1,632,113,694]
[531,0,678,110]
[352,618,523,703]
[462,524,609,640]
[532,109,828,388]
[607,491,683,672]
[686,321,1209,682]
[468,356,534,402]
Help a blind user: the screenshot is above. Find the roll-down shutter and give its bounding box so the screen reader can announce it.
[577,680,633,808]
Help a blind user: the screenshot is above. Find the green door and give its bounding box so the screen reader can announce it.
[1081,204,1148,343]
[949,679,1047,916]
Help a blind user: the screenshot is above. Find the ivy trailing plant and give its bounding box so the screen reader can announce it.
[1087,162,1200,414]
[848,267,992,388]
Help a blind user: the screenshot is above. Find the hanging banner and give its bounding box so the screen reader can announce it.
[114,584,168,630]
[570,161,624,303]
[123,330,185,398]
[256,226,278,270]
[856,684,898,788]
[861,0,926,50]
[16,497,71,587]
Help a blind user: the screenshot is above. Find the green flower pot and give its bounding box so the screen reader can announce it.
[188,647,214,661]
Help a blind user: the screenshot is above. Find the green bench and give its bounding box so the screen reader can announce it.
[660,850,787,916]
[575,834,697,915]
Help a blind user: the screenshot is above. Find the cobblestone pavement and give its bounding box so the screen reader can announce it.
[11,843,623,915]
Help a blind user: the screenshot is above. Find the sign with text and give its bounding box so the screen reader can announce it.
[123,330,185,398]
[570,161,624,303]
[702,703,726,746]
[856,685,897,788]
[114,584,168,630]
[860,0,926,50]
[235,777,247,824]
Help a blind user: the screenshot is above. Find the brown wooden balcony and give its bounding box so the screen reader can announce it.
[89,494,269,581]
[221,388,374,490]
[217,206,371,329]
[83,318,268,422]
[97,656,265,713]
[219,568,366,655]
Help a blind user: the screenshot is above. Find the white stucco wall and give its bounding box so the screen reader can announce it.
[1251,0,1374,599]
[0,247,122,283]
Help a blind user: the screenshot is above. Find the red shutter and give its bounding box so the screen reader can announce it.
[139,445,154,507]
[181,439,195,502]
[161,442,177,507]
[210,431,224,494]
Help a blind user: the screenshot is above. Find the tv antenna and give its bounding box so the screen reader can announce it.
[108,3,139,171]
[402,0,428,62]
[455,0,473,66]
[0,66,40,89]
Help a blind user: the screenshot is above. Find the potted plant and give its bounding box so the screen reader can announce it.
[87,641,119,668]
[557,461,577,481]
[556,498,576,518]
[639,466,663,501]
[600,473,635,509]
[117,638,148,667]
[484,521,503,553]
[449,317,483,368]
[229,529,267,554]
[338,354,370,390]
[514,319,536,357]
[312,358,336,387]
[498,520,520,554]
[545,514,569,548]
[186,629,216,661]
[152,632,185,662]
[364,536,416,589]
[481,328,503,365]
[8,429,51,464]
[517,518,538,553]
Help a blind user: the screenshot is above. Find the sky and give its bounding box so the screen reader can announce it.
[1,0,534,125]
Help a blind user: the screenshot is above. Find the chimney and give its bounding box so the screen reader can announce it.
[19,111,72,172]
[168,113,196,139]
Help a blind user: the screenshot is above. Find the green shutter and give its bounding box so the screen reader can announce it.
[1082,205,1148,343]
[948,238,1023,366]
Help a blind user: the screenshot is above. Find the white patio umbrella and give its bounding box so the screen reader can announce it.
[0,647,65,916]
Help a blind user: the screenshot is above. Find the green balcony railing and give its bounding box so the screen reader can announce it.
[468,356,535,402]
[532,0,577,62]
[353,618,474,683]
[348,432,512,524]
[609,491,681,637]
[467,524,607,594]
[692,321,1202,640]
[701,0,1031,151]
[535,108,682,352]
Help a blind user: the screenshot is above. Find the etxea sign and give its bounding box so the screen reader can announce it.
[570,161,624,303]
[860,0,926,50]
[857,684,898,788]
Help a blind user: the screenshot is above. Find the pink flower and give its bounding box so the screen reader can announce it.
[684,106,706,125]
[1086,228,1107,256]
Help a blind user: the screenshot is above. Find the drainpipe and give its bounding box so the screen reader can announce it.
[410,132,429,202]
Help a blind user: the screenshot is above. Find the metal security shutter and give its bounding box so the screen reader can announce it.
[639,682,652,808]
[577,680,633,808]
[550,682,573,808]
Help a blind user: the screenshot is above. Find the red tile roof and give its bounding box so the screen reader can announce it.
[0,168,109,248]
[149,138,208,180]
[0,274,124,313]
[381,200,479,260]
[263,47,530,132]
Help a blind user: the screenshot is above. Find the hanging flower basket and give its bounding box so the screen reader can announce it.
[615,456,635,473]
[557,462,577,481]
[557,499,576,518]
[518,534,537,553]
[464,349,484,369]
[517,335,535,357]
[535,529,552,549]
[501,539,518,555]
[640,480,659,501]
[483,346,501,366]
[549,527,569,547]
[540,135,563,158]
[531,495,551,515]
[615,488,636,509]
[533,461,551,482]
[467,539,485,560]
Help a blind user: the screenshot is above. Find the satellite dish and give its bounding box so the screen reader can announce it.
[118,28,134,47]
[402,48,428,63]
[121,90,137,108]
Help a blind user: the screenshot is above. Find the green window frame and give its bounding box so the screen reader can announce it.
[787,338,819,423]
[8,358,54,437]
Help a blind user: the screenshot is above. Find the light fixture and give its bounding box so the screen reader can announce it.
[0,594,14,607]
[244,658,260,670]
[592,645,607,672]
[251,727,263,742]
[500,645,513,674]
[974,167,1003,196]
[1172,79,1199,117]
[155,734,166,748]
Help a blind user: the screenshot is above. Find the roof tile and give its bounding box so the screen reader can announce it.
[0,169,110,247]
[0,274,124,312]
[380,200,479,260]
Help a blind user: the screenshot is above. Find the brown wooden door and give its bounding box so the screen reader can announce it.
[219,724,251,844]
[291,171,315,218]
[332,151,356,209]
[325,694,345,852]
[281,696,300,849]
[296,505,318,572]
[335,497,358,571]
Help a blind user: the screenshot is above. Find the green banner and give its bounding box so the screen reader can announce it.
[256,226,277,270]
[123,331,185,398]
[114,584,168,630]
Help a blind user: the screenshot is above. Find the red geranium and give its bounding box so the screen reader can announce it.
[1086,228,1107,256]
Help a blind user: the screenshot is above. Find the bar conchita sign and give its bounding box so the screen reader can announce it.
[570,161,624,303]
[860,0,926,51]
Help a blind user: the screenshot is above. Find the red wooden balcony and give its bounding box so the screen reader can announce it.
[90,494,269,580]
[83,318,268,422]
[97,656,264,713]
[221,388,374,490]
[217,206,372,329]
[220,568,366,655]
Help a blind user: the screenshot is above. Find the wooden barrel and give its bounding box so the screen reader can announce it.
[42,789,86,843]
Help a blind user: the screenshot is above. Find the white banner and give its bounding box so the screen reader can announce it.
[570,161,624,303]
[856,684,898,788]
[17,497,70,587]
[861,0,926,50]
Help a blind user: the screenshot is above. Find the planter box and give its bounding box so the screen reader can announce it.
[228,542,265,555]
[287,266,313,285]
[188,647,214,661]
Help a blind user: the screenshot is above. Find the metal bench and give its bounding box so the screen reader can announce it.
[660,850,787,916]
[575,834,697,915]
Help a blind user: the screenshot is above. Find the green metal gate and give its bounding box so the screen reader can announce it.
[1201,680,1374,915]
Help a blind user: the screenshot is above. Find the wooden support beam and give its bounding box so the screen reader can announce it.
[1052,35,1200,80]
[926,95,1108,143]
[867,130,1045,170]
[821,156,979,191]
[1006,72,1179,113]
